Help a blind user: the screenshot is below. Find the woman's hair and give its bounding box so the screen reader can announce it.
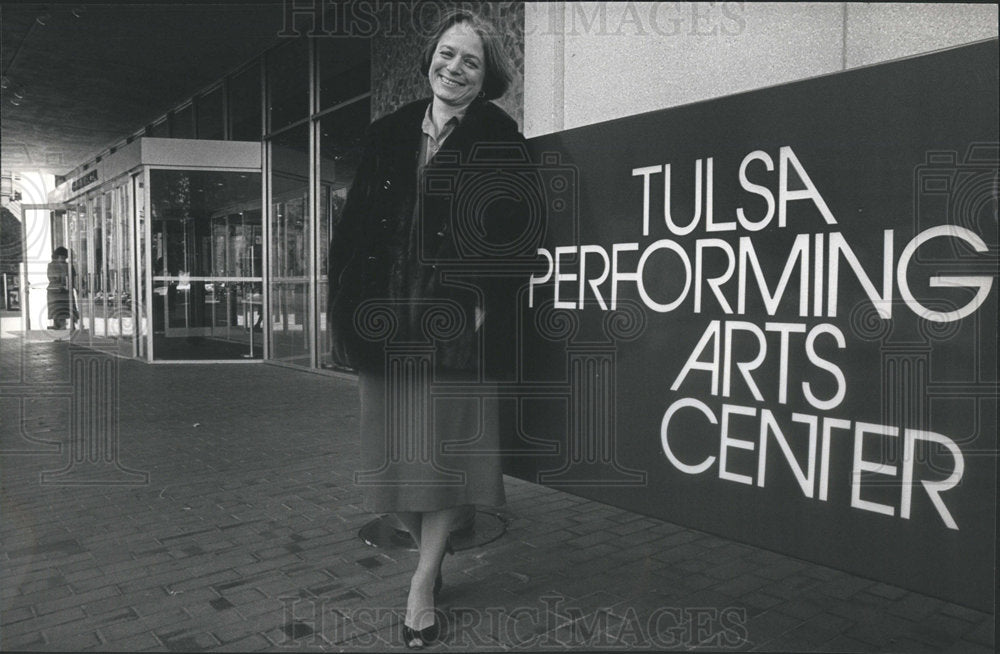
[420,9,514,101]
[53,246,68,258]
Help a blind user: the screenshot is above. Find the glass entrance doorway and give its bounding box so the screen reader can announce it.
[149,169,263,360]
[50,138,264,363]
[64,178,140,358]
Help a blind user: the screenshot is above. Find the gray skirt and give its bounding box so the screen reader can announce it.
[357,369,505,513]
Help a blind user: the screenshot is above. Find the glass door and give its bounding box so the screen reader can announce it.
[268,125,311,367]
[97,183,135,357]
[73,195,96,344]
[149,168,263,360]
[134,172,148,359]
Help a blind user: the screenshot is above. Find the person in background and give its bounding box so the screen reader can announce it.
[47,246,76,330]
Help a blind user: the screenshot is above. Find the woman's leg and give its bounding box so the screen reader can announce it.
[404,505,463,631]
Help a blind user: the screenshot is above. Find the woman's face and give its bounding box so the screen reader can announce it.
[428,22,485,108]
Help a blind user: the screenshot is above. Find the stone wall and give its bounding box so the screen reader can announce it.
[525,2,998,136]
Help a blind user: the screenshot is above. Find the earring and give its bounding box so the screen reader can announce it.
[478,91,485,99]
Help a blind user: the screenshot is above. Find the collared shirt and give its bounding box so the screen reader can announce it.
[418,102,466,167]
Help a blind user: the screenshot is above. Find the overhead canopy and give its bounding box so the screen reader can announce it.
[1,2,286,175]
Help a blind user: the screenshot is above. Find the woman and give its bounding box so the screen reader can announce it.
[327,10,535,649]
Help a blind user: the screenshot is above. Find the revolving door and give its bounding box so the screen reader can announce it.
[149,169,263,360]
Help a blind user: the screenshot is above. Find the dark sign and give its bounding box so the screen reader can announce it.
[516,40,998,610]
[71,169,99,192]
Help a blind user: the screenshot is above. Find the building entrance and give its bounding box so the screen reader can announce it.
[49,138,263,362]
[64,178,139,356]
[150,169,263,360]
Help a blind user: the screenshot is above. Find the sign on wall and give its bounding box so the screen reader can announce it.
[71,169,98,192]
[515,40,998,611]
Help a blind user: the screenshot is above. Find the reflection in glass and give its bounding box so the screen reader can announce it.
[65,184,137,357]
[318,38,370,110]
[134,173,147,359]
[90,195,104,337]
[269,125,310,366]
[267,39,308,133]
[117,182,135,355]
[147,120,168,138]
[318,97,370,369]
[196,87,225,140]
[102,190,114,339]
[150,169,263,360]
[170,105,195,139]
[229,62,262,141]
[68,202,87,347]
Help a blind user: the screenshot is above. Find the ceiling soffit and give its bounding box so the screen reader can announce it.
[1,2,286,175]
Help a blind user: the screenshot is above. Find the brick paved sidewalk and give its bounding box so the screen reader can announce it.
[1,338,995,652]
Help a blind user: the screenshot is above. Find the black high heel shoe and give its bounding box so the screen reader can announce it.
[405,538,454,648]
[402,619,440,649]
[433,538,455,598]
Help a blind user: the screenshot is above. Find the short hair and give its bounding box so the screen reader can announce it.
[53,246,68,258]
[420,9,513,101]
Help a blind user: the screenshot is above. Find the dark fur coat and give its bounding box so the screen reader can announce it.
[327,97,540,373]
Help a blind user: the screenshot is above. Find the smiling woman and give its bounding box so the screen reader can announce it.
[427,22,486,109]
[325,9,534,649]
[420,10,514,106]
